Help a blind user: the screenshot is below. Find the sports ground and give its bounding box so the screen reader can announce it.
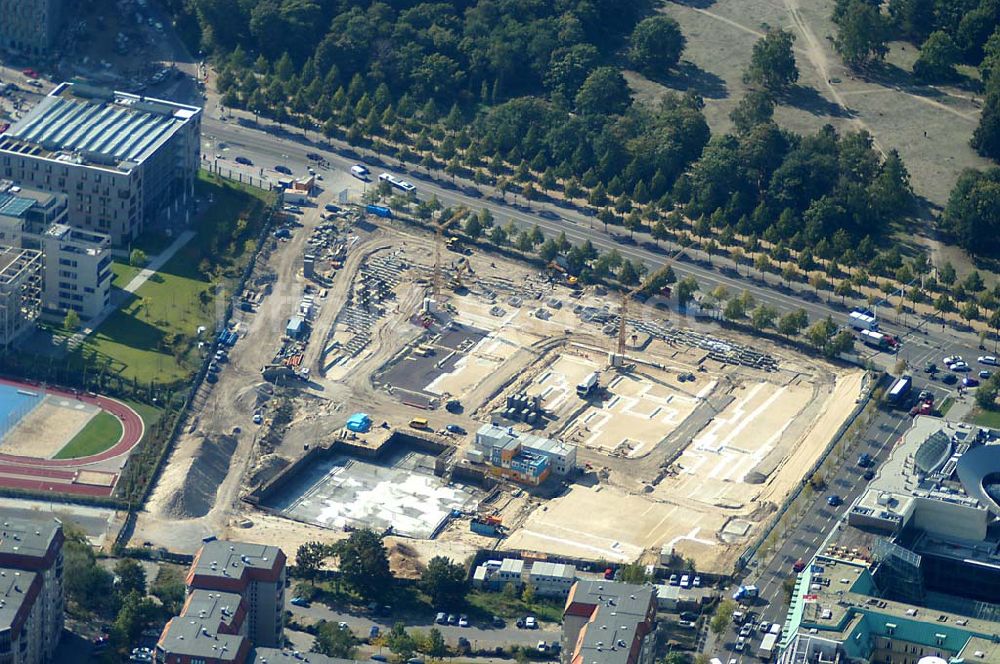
[0,378,144,497]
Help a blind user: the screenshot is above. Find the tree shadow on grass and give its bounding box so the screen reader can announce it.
[650,61,728,100]
[669,0,717,8]
[781,84,853,118]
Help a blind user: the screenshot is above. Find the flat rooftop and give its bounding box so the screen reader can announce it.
[789,553,1000,661]
[190,540,283,583]
[0,568,37,633]
[0,82,200,173]
[0,515,60,561]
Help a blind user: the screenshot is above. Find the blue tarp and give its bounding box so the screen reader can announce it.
[346,412,372,433]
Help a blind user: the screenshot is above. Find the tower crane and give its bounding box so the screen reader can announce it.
[615,245,689,363]
[433,207,467,302]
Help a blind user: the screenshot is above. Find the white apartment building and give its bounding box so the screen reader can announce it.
[0,181,112,321]
[0,82,201,244]
[0,518,65,664]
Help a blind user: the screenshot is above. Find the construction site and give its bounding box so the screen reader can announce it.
[130,197,867,575]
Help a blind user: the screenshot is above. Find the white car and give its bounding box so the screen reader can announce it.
[952,362,971,372]
[734,637,746,652]
[944,355,963,366]
[979,355,998,365]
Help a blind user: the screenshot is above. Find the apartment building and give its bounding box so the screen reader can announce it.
[473,558,577,598]
[185,541,286,648]
[0,82,201,244]
[156,591,250,664]
[0,0,64,56]
[0,181,112,320]
[0,517,65,664]
[528,562,576,599]
[0,247,42,349]
[562,581,657,664]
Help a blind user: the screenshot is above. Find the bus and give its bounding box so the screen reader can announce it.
[848,310,879,331]
[886,375,913,407]
[378,172,416,192]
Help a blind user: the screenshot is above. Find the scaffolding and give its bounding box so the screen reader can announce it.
[0,245,42,349]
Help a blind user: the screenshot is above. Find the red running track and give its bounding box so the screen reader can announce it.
[0,377,146,496]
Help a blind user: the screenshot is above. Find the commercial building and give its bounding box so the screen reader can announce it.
[0,82,201,245]
[779,417,1000,663]
[472,557,577,597]
[779,552,1000,664]
[475,425,577,484]
[0,181,112,321]
[0,0,64,56]
[185,541,286,648]
[0,517,65,664]
[562,581,657,664]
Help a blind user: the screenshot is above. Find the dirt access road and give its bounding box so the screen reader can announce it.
[133,197,350,550]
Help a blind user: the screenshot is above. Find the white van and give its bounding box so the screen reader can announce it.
[351,164,369,179]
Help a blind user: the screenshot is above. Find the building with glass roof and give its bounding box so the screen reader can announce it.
[0,82,201,244]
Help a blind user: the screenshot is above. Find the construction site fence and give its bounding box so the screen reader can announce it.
[735,370,890,573]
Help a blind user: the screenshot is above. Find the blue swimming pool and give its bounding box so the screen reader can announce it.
[0,383,44,439]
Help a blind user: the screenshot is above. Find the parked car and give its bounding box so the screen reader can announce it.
[944,355,963,366]
[290,597,310,607]
[525,616,537,629]
[942,373,958,385]
[492,616,505,628]
[306,152,322,161]
[979,355,998,365]
[739,624,752,638]
[827,495,843,507]
[446,424,466,435]
[964,377,980,388]
[435,612,447,625]
[692,576,701,587]
[857,453,872,467]
[863,469,876,480]
[669,574,679,585]
[275,165,292,175]
[253,412,263,425]
[369,626,380,639]
[458,615,469,627]
[338,622,349,630]
[735,637,746,652]
[952,362,971,372]
[447,614,458,625]
[205,373,218,384]
[980,370,992,379]
[235,156,253,166]
[537,641,549,653]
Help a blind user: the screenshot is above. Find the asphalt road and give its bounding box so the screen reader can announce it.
[284,598,559,649]
[198,111,990,377]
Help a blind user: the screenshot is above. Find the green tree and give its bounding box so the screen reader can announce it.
[834,0,891,68]
[575,67,632,116]
[420,557,467,608]
[521,583,536,604]
[425,628,447,657]
[751,305,778,330]
[777,308,809,336]
[710,600,736,635]
[913,30,959,82]
[676,276,700,307]
[744,29,799,93]
[977,373,1000,409]
[942,168,1000,255]
[730,90,775,135]
[464,214,483,241]
[387,623,417,660]
[63,309,80,332]
[113,558,146,597]
[315,621,358,659]
[333,530,393,601]
[629,16,686,74]
[129,248,148,267]
[618,563,650,584]
[296,542,331,586]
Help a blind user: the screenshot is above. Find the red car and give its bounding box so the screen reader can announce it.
[21,68,38,79]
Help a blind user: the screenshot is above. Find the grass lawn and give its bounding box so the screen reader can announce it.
[466,589,564,624]
[938,397,955,417]
[82,172,276,385]
[53,411,124,459]
[971,408,1000,428]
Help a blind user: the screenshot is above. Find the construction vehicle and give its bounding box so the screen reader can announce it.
[614,246,687,366]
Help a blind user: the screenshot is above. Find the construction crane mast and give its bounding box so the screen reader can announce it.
[433,207,467,302]
[616,245,689,362]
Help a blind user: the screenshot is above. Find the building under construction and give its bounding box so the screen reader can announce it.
[0,245,42,348]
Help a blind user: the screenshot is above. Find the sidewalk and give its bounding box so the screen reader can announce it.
[66,230,196,349]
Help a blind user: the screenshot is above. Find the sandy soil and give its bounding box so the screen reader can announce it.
[502,484,728,568]
[1,399,97,459]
